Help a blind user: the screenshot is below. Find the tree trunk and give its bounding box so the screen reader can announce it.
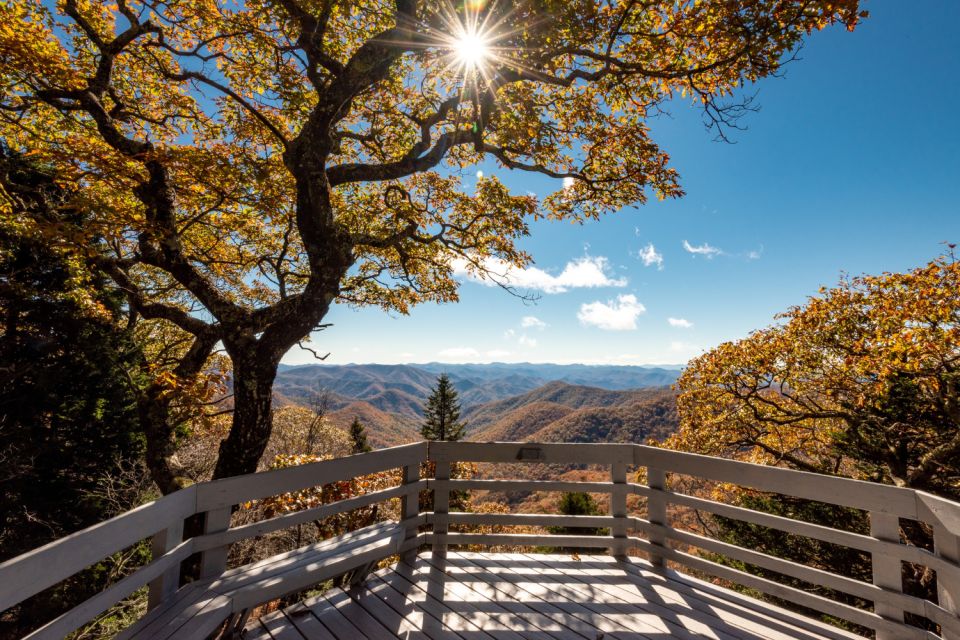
[212,345,282,479]
[139,392,192,495]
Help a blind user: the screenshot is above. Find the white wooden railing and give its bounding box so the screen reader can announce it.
[1,441,959,640]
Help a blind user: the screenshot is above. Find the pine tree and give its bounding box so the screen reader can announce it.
[349,417,372,454]
[421,374,465,442]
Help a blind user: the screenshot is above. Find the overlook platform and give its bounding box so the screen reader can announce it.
[246,551,860,640]
[3,441,959,640]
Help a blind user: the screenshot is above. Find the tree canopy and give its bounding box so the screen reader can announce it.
[1,0,864,482]
[669,252,960,500]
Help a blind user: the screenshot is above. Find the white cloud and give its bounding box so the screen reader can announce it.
[683,240,723,259]
[638,243,664,270]
[577,294,646,331]
[521,316,548,329]
[452,255,627,294]
[667,317,693,328]
[746,246,764,260]
[438,347,480,359]
[485,349,511,358]
[518,334,538,348]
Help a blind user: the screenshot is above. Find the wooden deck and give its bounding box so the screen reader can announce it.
[245,552,863,640]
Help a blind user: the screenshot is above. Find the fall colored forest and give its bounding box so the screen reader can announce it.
[3,0,959,638]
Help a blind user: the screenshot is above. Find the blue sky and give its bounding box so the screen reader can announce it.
[284,1,960,367]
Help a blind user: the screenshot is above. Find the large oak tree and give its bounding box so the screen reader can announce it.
[1,0,863,489]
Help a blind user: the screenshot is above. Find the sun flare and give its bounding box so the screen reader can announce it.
[454,29,491,70]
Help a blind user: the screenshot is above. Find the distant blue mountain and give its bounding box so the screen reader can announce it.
[274,362,681,414]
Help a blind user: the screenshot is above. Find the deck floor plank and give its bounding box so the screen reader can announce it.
[247,552,866,640]
[418,553,590,640]
[261,608,310,640]
[465,551,678,640]
[370,567,506,640]
[580,555,861,640]
[321,588,394,640]
[394,556,562,640]
[510,552,741,640]
[443,552,610,640]
[282,602,339,640]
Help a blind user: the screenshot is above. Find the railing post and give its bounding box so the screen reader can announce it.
[610,461,628,559]
[934,524,960,640]
[433,459,450,557]
[647,467,667,568]
[870,511,904,639]
[147,518,184,610]
[400,462,420,564]
[199,507,232,578]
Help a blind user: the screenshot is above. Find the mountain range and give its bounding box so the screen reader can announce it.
[273,363,681,448]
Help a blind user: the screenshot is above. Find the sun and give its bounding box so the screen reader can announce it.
[453,28,491,70]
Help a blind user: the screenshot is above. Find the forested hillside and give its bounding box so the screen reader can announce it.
[273,364,681,448]
[274,363,678,411]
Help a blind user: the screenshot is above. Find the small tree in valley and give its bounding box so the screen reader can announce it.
[350,417,373,454]
[421,374,465,442]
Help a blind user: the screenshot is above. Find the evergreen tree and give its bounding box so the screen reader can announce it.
[553,492,607,537]
[421,374,465,442]
[0,146,147,635]
[349,417,372,454]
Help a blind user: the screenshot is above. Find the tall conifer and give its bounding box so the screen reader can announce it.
[421,374,465,442]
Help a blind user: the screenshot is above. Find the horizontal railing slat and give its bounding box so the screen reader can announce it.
[196,442,427,511]
[646,546,935,640]
[635,445,921,518]
[0,485,196,612]
[445,512,618,529]
[193,481,426,552]
[440,478,614,494]
[663,489,960,590]
[660,524,932,618]
[22,538,195,640]
[917,491,960,537]
[430,532,624,549]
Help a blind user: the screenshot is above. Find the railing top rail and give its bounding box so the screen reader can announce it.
[0,441,427,615]
[4,439,960,638]
[435,441,960,533]
[632,444,930,522]
[430,440,635,465]
[196,441,427,511]
[0,485,197,613]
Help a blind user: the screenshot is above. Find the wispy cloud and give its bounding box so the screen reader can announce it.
[578,294,646,331]
[518,334,538,348]
[667,317,693,328]
[637,243,664,270]
[521,316,548,329]
[682,240,723,259]
[746,246,764,260]
[452,255,627,294]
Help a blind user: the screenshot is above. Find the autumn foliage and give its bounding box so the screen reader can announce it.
[670,252,960,498]
[1,0,865,485]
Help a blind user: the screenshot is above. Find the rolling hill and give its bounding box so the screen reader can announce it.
[274,362,680,415]
[272,362,681,451]
[466,382,678,444]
